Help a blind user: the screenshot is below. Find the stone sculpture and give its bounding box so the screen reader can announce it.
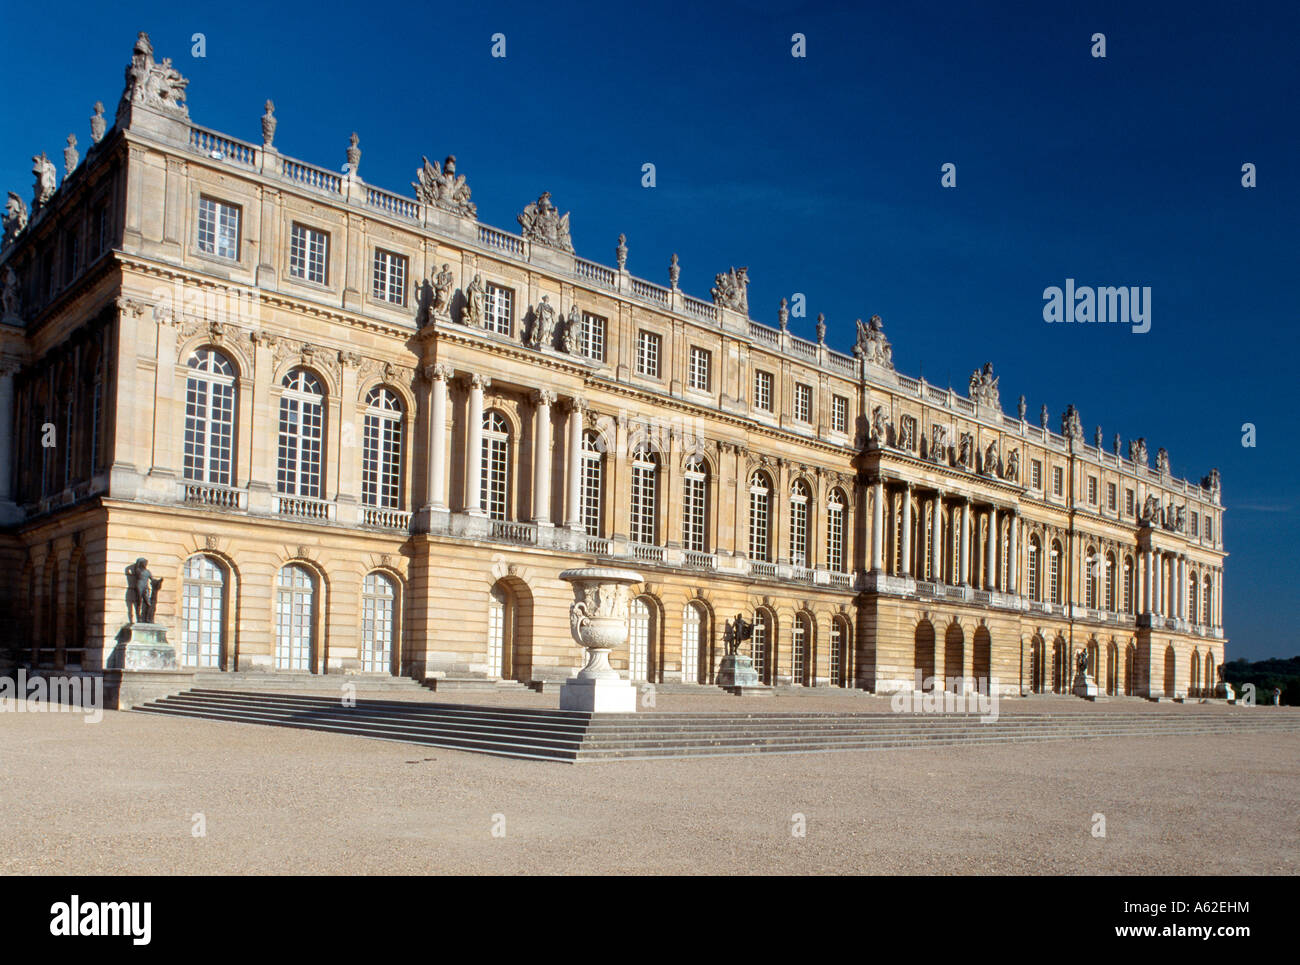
[261,100,276,147]
[125,558,162,624]
[1,267,20,320]
[711,266,749,312]
[816,312,826,344]
[531,295,557,347]
[1129,437,1148,467]
[345,133,361,175]
[412,155,476,218]
[118,32,189,120]
[32,153,57,209]
[563,304,581,354]
[1018,395,1027,421]
[778,298,789,331]
[669,253,680,289]
[1202,468,1221,501]
[517,191,573,252]
[969,362,1000,408]
[870,405,890,448]
[1005,449,1020,482]
[615,233,627,270]
[63,134,79,179]
[462,274,485,326]
[1061,404,1083,442]
[854,315,893,368]
[431,264,454,317]
[90,101,107,144]
[1156,447,1170,476]
[2,193,28,250]
[984,440,999,475]
[959,433,974,468]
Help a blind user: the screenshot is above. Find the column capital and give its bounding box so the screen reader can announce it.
[531,387,557,407]
[464,372,491,391]
[423,362,454,382]
[565,394,588,415]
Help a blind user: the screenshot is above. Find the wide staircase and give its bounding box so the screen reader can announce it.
[134,689,1300,763]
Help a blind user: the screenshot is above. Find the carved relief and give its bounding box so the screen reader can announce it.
[517,191,573,252]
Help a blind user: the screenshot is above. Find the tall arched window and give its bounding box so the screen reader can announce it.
[362,572,397,673]
[362,387,403,509]
[1104,552,1116,611]
[275,564,315,671]
[277,369,324,498]
[629,597,652,681]
[826,489,846,573]
[1203,574,1212,625]
[1027,535,1041,601]
[629,444,658,545]
[1084,549,1097,609]
[481,410,509,520]
[830,616,848,687]
[789,479,811,568]
[681,602,703,684]
[181,555,225,668]
[184,348,236,485]
[1124,555,1135,614]
[581,431,604,537]
[791,613,810,685]
[682,455,708,553]
[1189,575,1199,626]
[1049,540,1062,604]
[749,471,772,562]
[750,609,770,683]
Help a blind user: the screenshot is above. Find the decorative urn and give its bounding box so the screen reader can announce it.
[558,567,643,711]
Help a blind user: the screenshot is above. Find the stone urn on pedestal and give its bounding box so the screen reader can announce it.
[558,567,643,713]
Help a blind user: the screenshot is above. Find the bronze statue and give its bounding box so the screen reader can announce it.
[125,557,162,624]
[724,612,754,655]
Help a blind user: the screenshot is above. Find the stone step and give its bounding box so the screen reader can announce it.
[133,690,1300,763]
[419,677,536,693]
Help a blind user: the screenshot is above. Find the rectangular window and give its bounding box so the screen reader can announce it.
[1190,512,1199,537]
[1107,482,1117,512]
[63,230,79,287]
[1207,516,1214,542]
[580,312,607,362]
[1087,476,1098,504]
[754,371,773,412]
[198,197,240,260]
[1052,466,1064,497]
[1125,488,1135,516]
[688,347,711,392]
[1031,459,1043,490]
[683,467,707,553]
[827,499,844,572]
[794,383,812,423]
[483,284,513,336]
[289,222,328,284]
[636,330,661,378]
[371,248,407,306]
[832,395,848,434]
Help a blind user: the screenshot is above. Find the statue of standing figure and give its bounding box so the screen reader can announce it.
[462,274,485,327]
[125,558,162,624]
[532,296,557,348]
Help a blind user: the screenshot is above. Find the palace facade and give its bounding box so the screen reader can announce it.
[0,33,1228,698]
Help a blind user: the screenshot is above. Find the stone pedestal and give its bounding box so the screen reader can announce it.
[557,567,643,714]
[104,623,194,709]
[1072,671,1100,699]
[716,654,774,696]
[1215,681,1236,701]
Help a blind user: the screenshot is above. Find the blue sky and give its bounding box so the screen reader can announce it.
[2,1,1296,659]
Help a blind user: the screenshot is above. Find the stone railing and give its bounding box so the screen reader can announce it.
[790,565,816,584]
[281,157,342,194]
[366,185,419,221]
[360,506,412,530]
[789,338,817,360]
[683,296,717,322]
[827,352,855,374]
[630,542,666,563]
[684,550,718,570]
[576,258,617,288]
[751,560,778,579]
[583,535,613,556]
[827,570,852,588]
[749,322,779,345]
[630,278,670,305]
[178,481,247,510]
[490,519,537,544]
[189,126,257,167]
[477,224,525,257]
[273,494,334,520]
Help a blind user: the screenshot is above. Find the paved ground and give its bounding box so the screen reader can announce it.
[3,696,1296,875]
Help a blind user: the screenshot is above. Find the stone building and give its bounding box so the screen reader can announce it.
[0,33,1228,698]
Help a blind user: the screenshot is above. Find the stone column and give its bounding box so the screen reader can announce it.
[426,363,452,510]
[1142,548,1153,614]
[531,388,555,525]
[1152,552,1163,615]
[1007,512,1018,595]
[985,506,998,590]
[564,396,585,531]
[960,499,971,585]
[0,361,16,505]
[931,492,943,582]
[899,483,912,576]
[1177,556,1187,620]
[464,374,489,516]
[870,477,884,572]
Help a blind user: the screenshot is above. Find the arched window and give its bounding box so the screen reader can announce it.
[361,572,396,673]
[277,369,324,498]
[181,555,225,668]
[481,410,509,520]
[1104,552,1116,611]
[1049,540,1062,605]
[749,471,772,562]
[681,602,703,684]
[790,479,811,568]
[682,455,708,553]
[275,564,315,671]
[1123,556,1135,614]
[184,348,236,485]
[629,597,652,681]
[1189,574,1199,626]
[791,613,810,685]
[1027,535,1041,601]
[487,581,510,678]
[362,387,403,509]
[826,489,846,574]
[1084,549,1097,609]
[581,431,604,537]
[830,616,848,687]
[750,609,771,683]
[1203,574,1212,625]
[629,444,658,546]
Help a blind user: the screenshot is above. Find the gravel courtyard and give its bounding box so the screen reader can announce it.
[3,698,1296,875]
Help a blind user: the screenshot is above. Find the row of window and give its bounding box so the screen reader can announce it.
[752,370,848,430]
[185,348,403,508]
[30,203,113,305]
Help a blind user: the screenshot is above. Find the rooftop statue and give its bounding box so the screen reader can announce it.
[117,31,189,121]
[1202,468,1222,501]
[969,362,1000,408]
[711,266,749,313]
[413,155,477,218]
[1129,437,1148,467]
[2,192,28,250]
[261,100,277,148]
[90,101,107,144]
[1156,447,1171,476]
[32,153,57,209]
[1061,404,1083,442]
[63,134,79,180]
[854,314,894,369]
[518,191,573,252]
